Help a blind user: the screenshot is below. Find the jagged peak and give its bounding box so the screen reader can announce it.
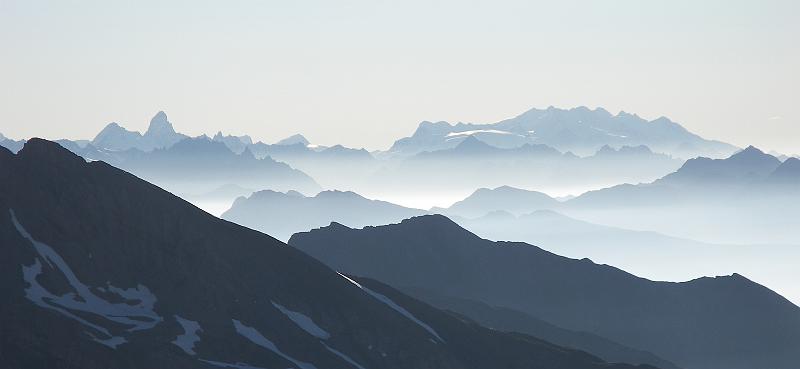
[145,111,176,136]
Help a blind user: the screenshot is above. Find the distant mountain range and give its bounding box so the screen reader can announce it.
[365,136,684,198]
[289,215,800,369]
[1,139,653,369]
[92,111,189,152]
[387,106,738,158]
[563,145,800,244]
[0,106,747,207]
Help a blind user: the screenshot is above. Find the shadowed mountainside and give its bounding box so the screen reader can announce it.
[289,215,800,369]
[0,139,655,369]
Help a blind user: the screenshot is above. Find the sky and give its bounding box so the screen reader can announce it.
[1,0,798,154]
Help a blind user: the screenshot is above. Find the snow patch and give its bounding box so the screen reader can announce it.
[200,360,270,369]
[271,301,330,340]
[173,315,202,355]
[11,209,162,348]
[232,319,317,369]
[589,126,628,138]
[337,272,444,342]
[445,129,519,138]
[323,342,368,369]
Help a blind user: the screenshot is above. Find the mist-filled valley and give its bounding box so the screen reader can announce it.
[2,107,799,369]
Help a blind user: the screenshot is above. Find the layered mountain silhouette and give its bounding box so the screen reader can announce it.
[246,142,378,190]
[366,136,683,199]
[432,186,561,218]
[222,190,426,241]
[106,136,321,197]
[450,209,800,303]
[387,106,737,158]
[564,146,800,244]
[0,139,655,369]
[212,131,253,154]
[768,157,800,184]
[657,145,782,186]
[92,111,188,151]
[0,132,25,153]
[289,215,800,369]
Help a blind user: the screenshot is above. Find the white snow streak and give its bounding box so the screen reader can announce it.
[337,272,444,342]
[173,315,202,355]
[232,319,317,369]
[10,209,162,348]
[200,360,270,369]
[322,342,368,369]
[271,301,331,340]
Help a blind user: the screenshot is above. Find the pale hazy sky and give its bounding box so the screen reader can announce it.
[1,0,798,153]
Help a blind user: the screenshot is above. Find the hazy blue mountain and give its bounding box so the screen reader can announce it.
[432,186,561,218]
[366,137,683,199]
[658,145,781,186]
[222,189,426,241]
[109,136,321,197]
[766,157,800,185]
[289,215,800,369]
[212,131,253,154]
[0,133,25,153]
[561,146,799,244]
[413,135,564,159]
[91,122,143,151]
[452,209,800,304]
[91,111,188,151]
[0,139,651,369]
[387,106,737,158]
[276,133,311,146]
[247,142,379,190]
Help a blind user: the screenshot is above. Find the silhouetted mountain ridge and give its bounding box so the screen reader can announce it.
[0,138,651,369]
[289,215,800,369]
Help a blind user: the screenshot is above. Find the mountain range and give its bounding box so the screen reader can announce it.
[363,136,684,200]
[289,215,800,369]
[564,145,800,244]
[92,111,189,152]
[387,106,738,158]
[104,136,321,196]
[0,139,657,369]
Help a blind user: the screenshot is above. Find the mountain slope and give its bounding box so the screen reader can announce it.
[402,288,680,369]
[222,190,426,241]
[0,139,650,369]
[289,215,800,369]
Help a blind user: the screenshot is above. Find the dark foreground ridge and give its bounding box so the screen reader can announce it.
[289,214,800,369]
[0,139,654,369]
